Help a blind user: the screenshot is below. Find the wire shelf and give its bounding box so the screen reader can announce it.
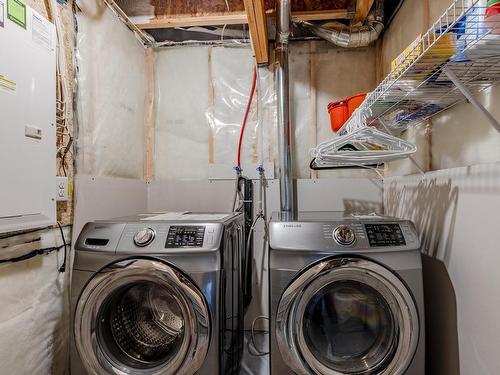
[355,0,500,132]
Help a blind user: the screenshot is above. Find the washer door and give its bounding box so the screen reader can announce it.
[276,257,419,375]
[74,258,210,375]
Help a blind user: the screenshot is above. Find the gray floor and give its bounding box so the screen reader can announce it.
[239,331,269,375]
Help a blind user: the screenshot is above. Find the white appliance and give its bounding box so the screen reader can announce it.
[0,4,56,233]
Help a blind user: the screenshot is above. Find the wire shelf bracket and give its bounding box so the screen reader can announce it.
[443,65,500,132]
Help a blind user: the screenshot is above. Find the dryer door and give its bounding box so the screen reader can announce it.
[276,257,419,375]
[74,258,210,375]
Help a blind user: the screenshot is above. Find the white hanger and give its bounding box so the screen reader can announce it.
[312,106,417,167]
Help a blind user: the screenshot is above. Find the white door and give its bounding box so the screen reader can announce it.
[276,257,419,375]
[74,258,210,375]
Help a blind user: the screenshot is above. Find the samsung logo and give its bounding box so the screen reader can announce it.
[283,224,302,228]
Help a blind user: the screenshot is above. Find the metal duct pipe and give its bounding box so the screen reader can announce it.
[275,0,295,220]
[297,0,384,48]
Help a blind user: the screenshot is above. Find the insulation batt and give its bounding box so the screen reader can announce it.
[76,0,147,179]
[0,228,71,375]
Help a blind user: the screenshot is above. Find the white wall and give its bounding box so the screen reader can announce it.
[385,163,500,375]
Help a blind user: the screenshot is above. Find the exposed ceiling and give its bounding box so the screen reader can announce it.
[111,0,404,63]
[115,0,355,29]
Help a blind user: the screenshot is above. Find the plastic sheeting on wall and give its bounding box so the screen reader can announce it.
[76,0,147,179]
[154,41,379,181]
[154,45,277,180]
[0,227,71,375]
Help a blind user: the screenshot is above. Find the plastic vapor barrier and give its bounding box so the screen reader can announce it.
[154,45,277,180]
[76,0,147,179]
[154,42,379,181]
[0,227,71,375]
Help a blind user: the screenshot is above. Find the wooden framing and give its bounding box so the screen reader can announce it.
[136,9,350,29]
[243,0,269,64]
[143,48,155,181]
[351,0,375,26]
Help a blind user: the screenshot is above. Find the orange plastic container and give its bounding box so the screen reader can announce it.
[328,100,349,132]
[346,93,367,117]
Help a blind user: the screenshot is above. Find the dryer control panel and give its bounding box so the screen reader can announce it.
[269,215,420,253]
[365,224,406,247]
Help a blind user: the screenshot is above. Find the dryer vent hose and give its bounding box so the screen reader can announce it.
[296,0,384,48]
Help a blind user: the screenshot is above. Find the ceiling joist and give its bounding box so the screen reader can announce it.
[136,9,350,30]
[352,0,375,26]
[244,0,269,64]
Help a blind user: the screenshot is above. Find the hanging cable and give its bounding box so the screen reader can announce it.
[0,244,69,265]
[57,222,68,273]
[248,316,270,356]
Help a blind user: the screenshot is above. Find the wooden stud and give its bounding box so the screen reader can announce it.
[143,47,155,181]
[136,9,350,29]
[243,0,269,64]
[351,0,375,26]
[207,47,215,165]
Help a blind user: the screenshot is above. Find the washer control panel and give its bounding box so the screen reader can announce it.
[333,225,356,246]
[133,228,156,247]
[165,226,205,248]
[365,224,406,247]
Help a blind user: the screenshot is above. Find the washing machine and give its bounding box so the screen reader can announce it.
[70,212,245,375]
[269,212,425,375]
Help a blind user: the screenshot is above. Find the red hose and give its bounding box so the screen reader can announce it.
[237,67,257,168]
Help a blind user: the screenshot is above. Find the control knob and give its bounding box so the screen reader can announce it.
[134,228,156,247]
[333,225,356,246]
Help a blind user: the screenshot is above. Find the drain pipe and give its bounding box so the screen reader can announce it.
[275,0,295,220]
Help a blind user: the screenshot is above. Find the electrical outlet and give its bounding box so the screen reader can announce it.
[56,176,69,202]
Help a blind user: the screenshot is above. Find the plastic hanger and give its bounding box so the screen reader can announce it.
[311,107,417,167]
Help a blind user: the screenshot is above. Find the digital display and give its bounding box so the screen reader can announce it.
[365,224,406,247]
[166,226,205,248]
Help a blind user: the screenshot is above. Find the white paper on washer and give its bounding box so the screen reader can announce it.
[182,214,231,221]
[142,212,231,221]
[141,212,191,221]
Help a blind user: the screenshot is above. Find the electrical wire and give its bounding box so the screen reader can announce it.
[56,222,68,273]
[46,0,74,180]
[221,0,230,41]
[237,67,257,168]
[0,243,70,265]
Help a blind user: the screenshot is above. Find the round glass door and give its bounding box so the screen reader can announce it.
[97,281,186,369]
[75,259,210,375]
[276,258,419,375]
[302,280,397,373]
